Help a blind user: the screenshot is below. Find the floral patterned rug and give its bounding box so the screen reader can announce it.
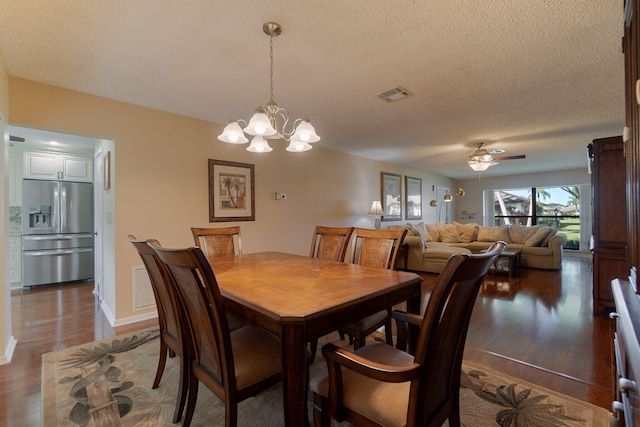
[41,328,609,426]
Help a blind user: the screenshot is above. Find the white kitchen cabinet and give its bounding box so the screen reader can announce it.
[23,151,93,182]
[9,149,22,205]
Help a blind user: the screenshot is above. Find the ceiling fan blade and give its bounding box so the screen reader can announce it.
[9,135,25,142]
[492,154,526,161]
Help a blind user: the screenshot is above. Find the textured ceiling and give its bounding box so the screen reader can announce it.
[0,0,625,179]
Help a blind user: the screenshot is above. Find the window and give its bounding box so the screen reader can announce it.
[490,186,583,250]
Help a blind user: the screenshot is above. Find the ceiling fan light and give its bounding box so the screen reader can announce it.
[218,120,249,144]
[244,107,277,136]
[246,136,273,153]
[468,160,491,172]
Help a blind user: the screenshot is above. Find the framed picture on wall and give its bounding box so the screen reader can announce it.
[405,176,422,220]
[380,172,402,221]
[208,159,255,222]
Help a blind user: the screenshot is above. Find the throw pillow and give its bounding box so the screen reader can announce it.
[425,223,440,242]
[454,221,478,243]
[540,224,558,247]
[415,222,432,242]
[436,222,461,243]
[405,223,420,237]
[509,225,541,244]
[477,225,511,243]
[525,226,552,247]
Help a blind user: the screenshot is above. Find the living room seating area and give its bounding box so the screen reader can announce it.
[390,222,566,273]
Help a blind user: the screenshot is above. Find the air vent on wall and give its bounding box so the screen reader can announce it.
[132,265,156,311]
[377,86,413,102]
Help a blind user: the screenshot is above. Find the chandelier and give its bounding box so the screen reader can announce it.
[217,22,320,153]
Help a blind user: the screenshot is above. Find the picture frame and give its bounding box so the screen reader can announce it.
[380,172,402,221]
[405,176,422,220]
[103,151,111,190]
[208,159,255,222]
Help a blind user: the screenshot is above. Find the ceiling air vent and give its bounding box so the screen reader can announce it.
[377,86,413,102]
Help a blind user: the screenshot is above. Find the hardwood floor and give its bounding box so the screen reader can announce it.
[0,255,614,426]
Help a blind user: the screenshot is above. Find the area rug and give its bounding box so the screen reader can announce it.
[42,328,610,426]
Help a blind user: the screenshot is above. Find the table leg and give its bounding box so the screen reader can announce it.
[281,323,309,427]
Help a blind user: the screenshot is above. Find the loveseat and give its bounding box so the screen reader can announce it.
[390,222,567,274]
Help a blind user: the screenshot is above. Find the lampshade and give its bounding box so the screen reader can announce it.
[444,194,452,202]
[285,140,312,152]
[246,136,273,153]
[244,107,277,136]
[368,201,384,216]
[290,118,320,143]
[218,120,249,144]
[468,160,491,172]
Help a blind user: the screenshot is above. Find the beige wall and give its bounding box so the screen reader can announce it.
[7,77,456,325]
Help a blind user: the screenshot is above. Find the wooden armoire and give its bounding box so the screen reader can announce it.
[591,136,629,316]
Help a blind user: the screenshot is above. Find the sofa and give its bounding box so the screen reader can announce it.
[390,222,567,274]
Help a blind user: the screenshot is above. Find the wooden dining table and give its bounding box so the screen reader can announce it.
[208,251,423,427]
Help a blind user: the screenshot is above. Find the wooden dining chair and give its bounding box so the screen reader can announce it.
[308,226,355,359]
[339,227,408,350]
[191,226,242,258]
[309,226,355,261]
[149,242,282,427]
[310,241,506,427]
[126,235,188,423]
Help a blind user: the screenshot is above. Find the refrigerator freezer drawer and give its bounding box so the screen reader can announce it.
[22,247,94,287]
[22,233,94,251]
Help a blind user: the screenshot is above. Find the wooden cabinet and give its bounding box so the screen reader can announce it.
[591,137,629,315]
[612,278,640,426]
[23,151,93,182]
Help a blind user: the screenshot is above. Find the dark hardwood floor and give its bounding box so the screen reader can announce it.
[0,255,614,426]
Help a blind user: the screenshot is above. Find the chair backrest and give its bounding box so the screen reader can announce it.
[309,226,355,262]
[149,242,237,391]
[190,226,242,258]
[126,235,184,352]
[409,241,506,426]
[344,227,407,270]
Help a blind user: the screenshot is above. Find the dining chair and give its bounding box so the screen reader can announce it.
[339,227,408,350]
[308,226,355,359]
[190,226,242,258]
[310,241,506,427]
[309,226,355,261]
[149,242,282,427]
[126,235,188,423]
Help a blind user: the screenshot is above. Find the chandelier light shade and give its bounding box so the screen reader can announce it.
[217,22,320,152]
[455,188,465,197]
[429,200,438,207]
[443,194,453,202]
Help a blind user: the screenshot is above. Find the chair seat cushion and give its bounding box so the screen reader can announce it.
[231,325,282,389]
[310,342,413,426]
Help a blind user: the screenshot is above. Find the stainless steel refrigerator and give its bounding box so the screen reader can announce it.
[22,179,94,288]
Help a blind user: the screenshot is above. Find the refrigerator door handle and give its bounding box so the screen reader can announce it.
[52,185,60,231]
[61,186,67,229]
[24,248,93,257]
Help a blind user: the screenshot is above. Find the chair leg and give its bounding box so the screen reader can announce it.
[171,353,189,423]
[181,373,199,427]
[448,393,462,427]
[153,340,168,389]
[312,392,331,427]
[353,332,366,350]
[309,339,318,361]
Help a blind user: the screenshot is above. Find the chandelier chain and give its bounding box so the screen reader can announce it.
[269,34,275,103]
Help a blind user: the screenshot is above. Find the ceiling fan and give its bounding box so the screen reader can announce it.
[466,142,525,172]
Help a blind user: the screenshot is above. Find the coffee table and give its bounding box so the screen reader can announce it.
[489,249,522,277]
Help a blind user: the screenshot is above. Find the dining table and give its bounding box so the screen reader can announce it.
[208,251,423,427]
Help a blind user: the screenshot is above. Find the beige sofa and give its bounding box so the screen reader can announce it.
[391,222,566,274]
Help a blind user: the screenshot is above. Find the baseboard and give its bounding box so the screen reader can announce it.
[0,335,18,365]
[565,250,593,259]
